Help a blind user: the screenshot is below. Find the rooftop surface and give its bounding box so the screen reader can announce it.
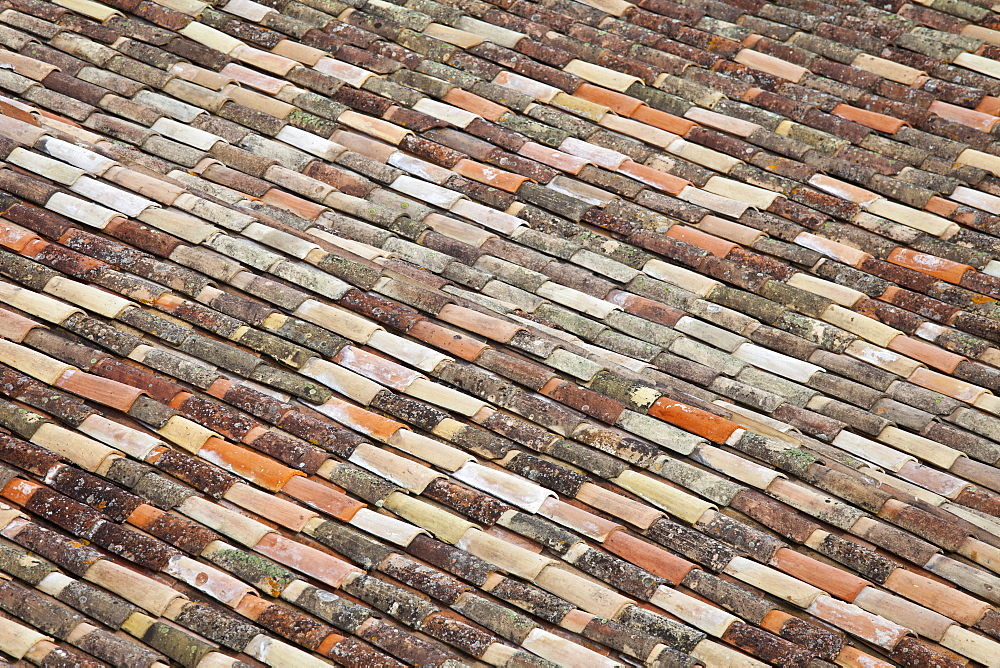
[0,0,999,666]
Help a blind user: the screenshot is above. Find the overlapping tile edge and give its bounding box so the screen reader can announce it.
[0,0,995,665]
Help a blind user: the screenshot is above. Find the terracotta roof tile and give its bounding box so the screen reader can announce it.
[0,0,996,663]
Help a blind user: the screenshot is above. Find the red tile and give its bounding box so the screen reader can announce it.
[929,100,999,132]
[442,88,507,122]
[831,104,907,134]
[884,568,989,625]
[540,379,627,424]
[574,83,646,116]
[0,220,40,251]
[452,159,530,193]
[618,160,690,195]
[923,196,958,217]
[770,548,869,602]
[437,305,524,343]
[666,225,737,258]
[261,188,326,220]
[631,105,696,134]
[254,532,362,587]
[976,96,1000,116]
[649,397,739,443]
[198,437,304,492]
[54,369,145,411]
[0,307,45,342]
[90,358,185,404]
[887,335,964,373]
[886,247,971,284]
[607,291,686,327]
[1,478,41,505]
[282,475,366,521]
[319,398,405,443]
[407,320,489,361]
[604,528,695,584]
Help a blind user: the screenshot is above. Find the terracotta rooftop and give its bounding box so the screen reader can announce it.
[1,0,1000,665]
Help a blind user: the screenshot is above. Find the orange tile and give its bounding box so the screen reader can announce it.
[316,632,345,657]
[835,646,895,668]
[407,320,489,361]
[831,104,907,134]
[437,304,524,343]
[0,99,37,125]
[443,87,507,122]
[334,345,422,390]
[574,84,646,116]
[770,548,869,602]
[608,290,686,326]
[518,142,590,174]
[155,293,186,311]
[235,593,270,620]
[1,478,40,505]
[648,397,740,442]
[144,446,170,463]
[320,398,404,443]
[976,96,1000,116]
[199,437,304,492]
[126,503,163,530]
[282,475,366,521]
[618,160,690,195]
[54,369,145,411]
[575,483,663,530]
[908,366,985,403]
[808,594,911,649]
[604,528,695,585]
[538,377,563,397]
[452,159,530,193]
[884,568,989,625]
[0,220,39,251]
[666,225,737,258]
[887,335,964,374]
[37,109,82,128]
[19,237,49,258]
[923,196,958,217]
[630,105,696,135]
[929,100,999,132]
[168,391,193,410]
[205,378,234,399]
[241,425,269,445]
[539,497,621,541]
[0,307,44,342]
[886,247,971,284]
[261,188,326,220]
[254,532,362,587]
[759,609,792,634]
